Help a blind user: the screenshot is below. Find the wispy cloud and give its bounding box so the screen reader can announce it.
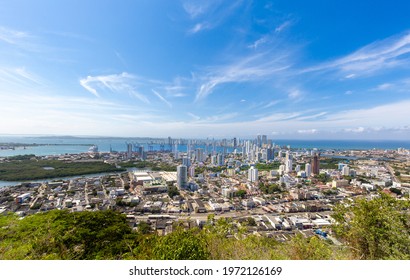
[297,129,318,134]
[374,83,393,90]
[195,52,292,102]
[115,50,128,68]
[204,112,238,122]
[183,1,212,18]
[343,127,365,133]
[0,26,29,45]
[275,20,293,33]
[187,112,201,121]
[295,112,327,121]
[248,36,269,49]
[188,22,212,34]
[0,67,44,88]
[303,31,410,77]
[262,100,280,108]
[152,89,172,108]
[184,0,244,34]
[79,72,150,103]
[288,89,303,101]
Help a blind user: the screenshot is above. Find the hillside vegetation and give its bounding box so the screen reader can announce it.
[0,194,408,260]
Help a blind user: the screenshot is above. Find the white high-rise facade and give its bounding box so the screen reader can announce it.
[342,166,350,176]
[248,166,258,182]
[305,163,312,177]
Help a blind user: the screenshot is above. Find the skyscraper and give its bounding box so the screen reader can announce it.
[305,163,312,177]
[177,165,187,189]
[262,135,267,146]
[182,156,191,167]
[267,147,275,161]
[126,143,133,159]
[195,148,204,162]
[217,153,224,166]
[248,166,258,182]
[312,153,320,175]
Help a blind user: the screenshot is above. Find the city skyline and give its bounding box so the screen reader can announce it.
[1,1,410,139]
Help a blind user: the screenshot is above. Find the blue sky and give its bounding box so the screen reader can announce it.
[1,0,410,139]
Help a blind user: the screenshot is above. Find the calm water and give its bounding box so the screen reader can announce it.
[1,136,410,157]
[1,136,409,188]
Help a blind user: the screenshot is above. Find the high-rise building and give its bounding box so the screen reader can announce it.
[195,148,204,163]
[342,166,350,176]
[267,147,275,161]
[262,135,267,146]
[248,166,258,182]
[177,165,187,189]
[182,156,191,167]
[211,155,217,165]
[257,135,262,147]
[312,153,320,175]
[285,159,293,173]
[217,153,224,166]
[174,143,179,159]
[126,143,133,159]
[305,163,312,177]
[188,165,195,178]
[233,137,237,148]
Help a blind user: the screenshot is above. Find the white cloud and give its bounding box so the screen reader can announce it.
[0,67,44,88]
[375,83,393,90]
[303,31,410,77]
[343,127,365,133]
[195,52,292,101]
[262,100,280,108]
[296,112,327,121]
[188,22,211,34]
[184,0,244,34]
[345,90,353,95]
[248,36,268,49]
[79,72,150,103]
[0,26,29,45]
[204,113,238,122]
[152,89,172,108]
[288,89,303,101]
[297,129,318,134]
[275,20,293,33]
[187,112,201,121]
[183,1,209,18]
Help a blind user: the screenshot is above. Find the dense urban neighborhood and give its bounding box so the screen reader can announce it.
[1,138,409,252]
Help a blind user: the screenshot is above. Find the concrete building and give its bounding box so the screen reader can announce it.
[177,164,188,189]
[248,166,258,182]
[312,153,320,175]
[305,163,312,177]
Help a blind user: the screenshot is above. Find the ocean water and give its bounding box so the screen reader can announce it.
[1,136,410,157]
[1,136,409,188]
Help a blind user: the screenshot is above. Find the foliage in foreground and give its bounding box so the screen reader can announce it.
[332,193,410,259]
[0,193,408,260]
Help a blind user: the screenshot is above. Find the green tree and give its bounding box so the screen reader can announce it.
[152,227,209,260]
[168,186,180,198]
[284,234,334,260]
[235,190,247,198]
[332,193,410,259]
